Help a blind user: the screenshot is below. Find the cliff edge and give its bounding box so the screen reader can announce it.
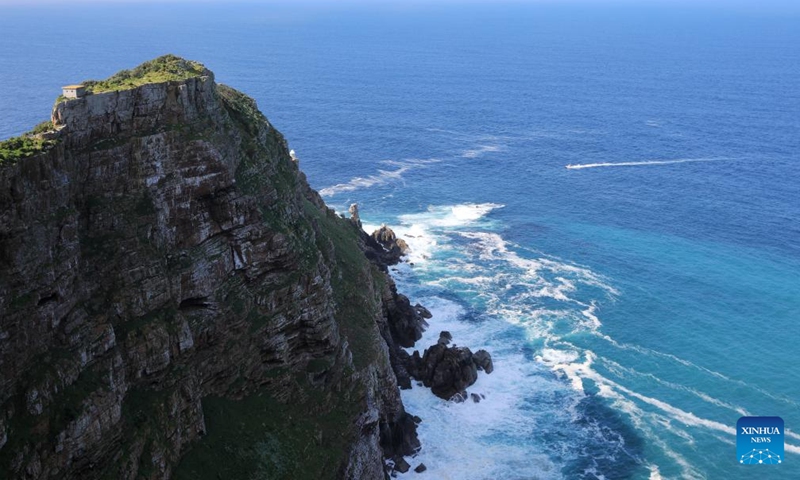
[0,56,421,479]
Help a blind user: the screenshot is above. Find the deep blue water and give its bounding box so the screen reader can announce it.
[2,3,799,479]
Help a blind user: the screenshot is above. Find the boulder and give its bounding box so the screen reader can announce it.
[425,344,477,400]
[355,220,410,268]
[372,224,398,245]
[414,463,427,473]
[451,390,469,403]
[395,238,409,254]
[407,333,494,401]
[371,224,409,265]
[472,349,494,374]
[414,304,432,319]
[394,457,411,474]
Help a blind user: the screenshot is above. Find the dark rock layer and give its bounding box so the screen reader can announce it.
[361,224,409,268]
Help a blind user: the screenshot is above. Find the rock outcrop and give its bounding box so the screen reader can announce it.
[0,57,420,480]
[348,203,362,228]
[373,225,409,262]
[345,208,495,405]
[359,224,409,267]
[407,333,494,401]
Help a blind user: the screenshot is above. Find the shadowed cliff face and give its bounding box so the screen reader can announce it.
[0,59,418,479]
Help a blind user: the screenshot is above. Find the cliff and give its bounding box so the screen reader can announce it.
[0,56,421,479]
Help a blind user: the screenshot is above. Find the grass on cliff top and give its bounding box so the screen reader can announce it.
[0,121,56,166]
[82,54,208,94]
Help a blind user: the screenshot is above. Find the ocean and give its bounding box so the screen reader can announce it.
[1,3,799,479]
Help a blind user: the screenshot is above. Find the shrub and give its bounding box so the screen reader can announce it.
[0,119,58,165]
[83,54,208,94]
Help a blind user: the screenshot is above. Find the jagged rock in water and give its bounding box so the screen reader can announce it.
[355,224,400,269]
[414,463,427,473]
[0,56,418,480]
[370,224,409,265]
[349,203,361,228]
[393,457,411,474]
[395,237,409,254]
[473,349,494,374]
[425,344,476,400]
[408,333,494,401]
[451,390,469,403]
[414,303,432,319]
[373,223,397,244]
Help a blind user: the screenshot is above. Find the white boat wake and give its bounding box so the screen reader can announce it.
[566,157,730,170]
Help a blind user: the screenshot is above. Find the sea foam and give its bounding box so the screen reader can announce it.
[386,203,643,478]
[319,158,439,196]
[367,200,796,479]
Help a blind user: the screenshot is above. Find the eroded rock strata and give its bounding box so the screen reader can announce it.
[0,56,493,480]
[0,57,427,480]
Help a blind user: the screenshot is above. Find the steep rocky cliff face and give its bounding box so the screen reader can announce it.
[0,58,419,479]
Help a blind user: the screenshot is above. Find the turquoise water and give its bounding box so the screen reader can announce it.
[1,3,799,478]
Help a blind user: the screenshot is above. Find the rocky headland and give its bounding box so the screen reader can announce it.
[0,55,490,479]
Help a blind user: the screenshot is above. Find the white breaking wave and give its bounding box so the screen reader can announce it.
[595,332,800,408]
[566,157,729,170]
[319,131,509,198]
[372,200,800,480]
[387,203,641,479]
[544,350,703,479]
[456,231,619,298]
[319,158,439,197]
[552,349,800,459]
[398,203,504,230]
[598,356,751,417]
[393,296,568,480]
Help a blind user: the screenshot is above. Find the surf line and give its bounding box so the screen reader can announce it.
[565,157,730,170]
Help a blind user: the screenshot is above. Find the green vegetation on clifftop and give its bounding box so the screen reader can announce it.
[0,121,56,166]
[82,54,208,94]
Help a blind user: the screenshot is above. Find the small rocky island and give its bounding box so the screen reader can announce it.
[0,56,491,479]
